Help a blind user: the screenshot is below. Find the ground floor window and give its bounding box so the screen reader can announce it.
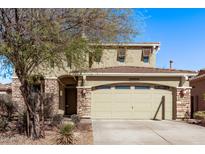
[135,86,150,90]
[154,85,170,90]
[95,85,111,90]
[115,85,130,89]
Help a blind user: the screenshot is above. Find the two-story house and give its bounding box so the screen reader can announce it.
[12,42,197,120]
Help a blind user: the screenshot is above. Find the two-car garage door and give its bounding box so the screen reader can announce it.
[91,85,173,120]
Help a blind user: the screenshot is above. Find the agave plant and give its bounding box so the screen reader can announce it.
[56,123,75,144]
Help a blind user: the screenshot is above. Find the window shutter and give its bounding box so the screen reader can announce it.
[142,48,151,57]
[117,48,126,62]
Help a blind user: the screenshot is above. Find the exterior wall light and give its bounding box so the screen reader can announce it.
[82,89,87,96]
[179,89,185,98]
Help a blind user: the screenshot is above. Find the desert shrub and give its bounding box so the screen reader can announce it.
[16,111,27,134]
[194,111,205,120]
[0,117,9,132]
[0,94,16,119]
[56,123,75,144]
[51,114,63,127]
[71,114,81,125]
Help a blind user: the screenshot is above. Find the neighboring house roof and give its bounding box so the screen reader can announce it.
[0,83,12,93]
[73,66,197,77]
[190,69,205,82]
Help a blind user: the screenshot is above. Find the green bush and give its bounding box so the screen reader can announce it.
[59,123,74,135]
[0,117,9,132]
[193,111,205,120]
[71,114,81,125]
[16,111,27,134]
[56,123,75,144]
[0,94,16,119]
[51,114,63,127]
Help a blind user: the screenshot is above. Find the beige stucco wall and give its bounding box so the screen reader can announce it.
[85,76,190,88]
[36,47,157,77]
[12,46,157,78]
[92,48,156,68]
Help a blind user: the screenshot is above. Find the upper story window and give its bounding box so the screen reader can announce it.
[50,59,55,68]
[143,56,149,63]
[142,48,152,63]
[66,56,72,68]
[117,48,126,63]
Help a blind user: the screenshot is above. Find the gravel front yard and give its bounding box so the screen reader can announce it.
[0,119,93,145]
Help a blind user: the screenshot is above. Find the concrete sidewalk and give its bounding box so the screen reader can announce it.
[92,120,205,145]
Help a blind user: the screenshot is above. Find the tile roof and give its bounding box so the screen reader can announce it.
[0,83,12,92]
[80,66,197,74]
[198,69,205,76]
[190,69,205,82]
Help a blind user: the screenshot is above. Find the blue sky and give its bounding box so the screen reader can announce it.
[135,8,205,71]
[0,8,205,84]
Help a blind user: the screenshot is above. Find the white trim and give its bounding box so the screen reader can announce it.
[12,76,58,79]
[0,92,7,94]
[44,77,58,79]
[74,72,197,77]
[90,43,160,47]
[76,86,92,89]
[12,72,197,79]
[177,86,192,89]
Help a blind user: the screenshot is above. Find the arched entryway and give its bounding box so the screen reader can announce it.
[58,75,78,116]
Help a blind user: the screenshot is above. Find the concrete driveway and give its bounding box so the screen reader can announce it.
[92,120,205,145]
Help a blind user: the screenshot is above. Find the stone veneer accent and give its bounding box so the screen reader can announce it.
[12,78,59,115]
[44,79,59,115]
[77,87,91,118]
[176,87,191,119]
[12,78,25,112]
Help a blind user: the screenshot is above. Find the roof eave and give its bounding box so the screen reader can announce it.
[72,72,197,77]
[89,43,160,48]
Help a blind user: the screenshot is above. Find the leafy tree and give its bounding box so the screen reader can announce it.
[0,8,139,139]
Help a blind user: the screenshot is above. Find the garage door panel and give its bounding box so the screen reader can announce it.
[133,103,152,111]
[112,94,131,101]
[112,103,132,111]
[92,112,112,118]
[92,104,112,111]
[132,94,152,99]
[111,112,133,118]
[92,94,112,100]
[132,111,152,119]
[91,87,173,120]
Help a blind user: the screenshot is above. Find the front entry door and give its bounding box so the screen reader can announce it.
[65,86,77,115]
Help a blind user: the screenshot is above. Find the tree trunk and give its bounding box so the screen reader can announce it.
[40,80,45,138]
[31,93,41,139]
[20,81,42,139]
